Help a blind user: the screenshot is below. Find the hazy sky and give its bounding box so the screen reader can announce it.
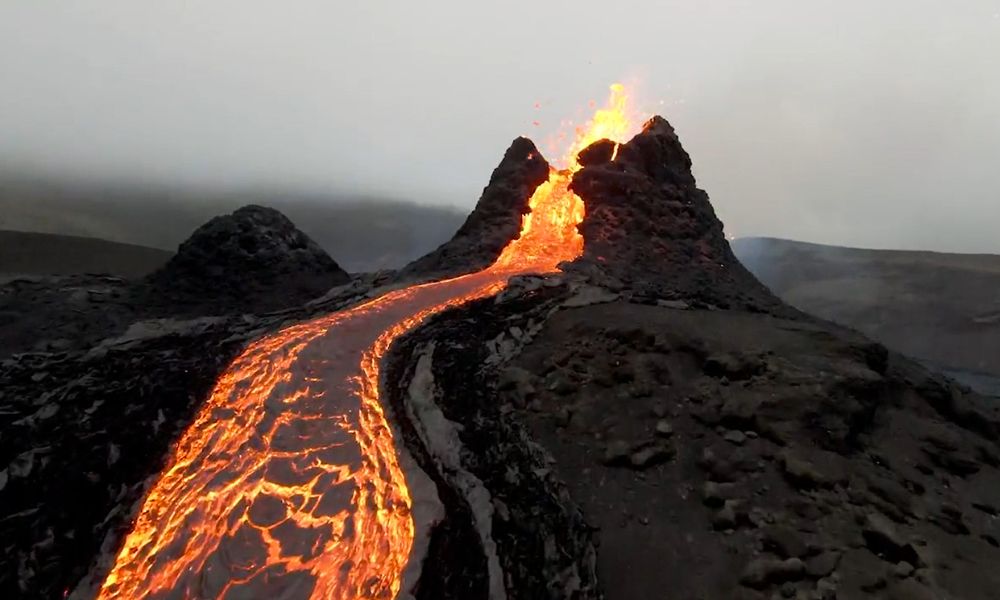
[2,1,999,252]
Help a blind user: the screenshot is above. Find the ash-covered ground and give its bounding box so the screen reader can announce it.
[1,117,998,600]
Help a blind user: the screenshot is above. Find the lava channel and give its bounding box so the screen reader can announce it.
[95,84,637,600]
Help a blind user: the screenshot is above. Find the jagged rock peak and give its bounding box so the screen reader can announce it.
[569,116,786,312]
[399,137,550,281]
[145,204,350,314]
[490,136,550,190]
[615,116,697,186]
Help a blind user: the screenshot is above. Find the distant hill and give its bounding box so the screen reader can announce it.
[0,230,172,278]
[733,237,1000,383]
[0,175,466,272]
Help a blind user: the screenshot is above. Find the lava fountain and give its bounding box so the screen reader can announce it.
[95,84,638,600]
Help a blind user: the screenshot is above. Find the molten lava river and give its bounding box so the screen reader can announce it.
[97,85,636,600]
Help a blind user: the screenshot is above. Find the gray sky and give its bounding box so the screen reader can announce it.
[2,1,999,252]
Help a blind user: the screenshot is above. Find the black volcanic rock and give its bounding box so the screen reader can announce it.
[145,205,350,314]
[488,292,1000,600]
[0,320,252,598]
[569,117,784,312]
[399,137,550,280]
[386,283,600,600]
[576,138,617,167]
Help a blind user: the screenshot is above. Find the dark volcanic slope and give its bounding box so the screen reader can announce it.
[0,230,171,278]
[145,204,350,314]
[1,320,251,598]
[384,116,1000,600]
[569,117,785,313]
[398,137,550,281]
[733,237,1000,379]
[503,300,1000,600]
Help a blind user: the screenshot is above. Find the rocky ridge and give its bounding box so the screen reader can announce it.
[568,117,787,313]
[398,137,550,281]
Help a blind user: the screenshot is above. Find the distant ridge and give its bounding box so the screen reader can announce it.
[0,230,172,278]
[0,176,466,272]
[732,236,1000,378]
[735,236,1000,272]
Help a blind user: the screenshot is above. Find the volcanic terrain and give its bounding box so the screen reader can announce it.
[1,103,998,600]
[734,237,1000,395]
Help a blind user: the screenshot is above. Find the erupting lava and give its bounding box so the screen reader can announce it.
[96,84,638,600]
[495,83,630,270]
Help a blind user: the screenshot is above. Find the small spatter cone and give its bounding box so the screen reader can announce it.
[569,116,787,313]
[146,204,350,314]
[399,137,550,281]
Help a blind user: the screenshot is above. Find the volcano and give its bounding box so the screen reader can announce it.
[2,86,998,600]
[145,204,351,315]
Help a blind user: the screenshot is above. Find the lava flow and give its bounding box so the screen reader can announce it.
[95,84,637,600]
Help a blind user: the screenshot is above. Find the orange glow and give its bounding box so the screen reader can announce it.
[564,83,633,171]
[97,84,637,599]
[491,174,584,271]
[495,84,636,271]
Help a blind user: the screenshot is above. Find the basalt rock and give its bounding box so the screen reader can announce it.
[0,275,137,359]
[385,282,599,600]
[569,116,785,312]
[0,318,256,598]
[399,137,550,281]
[144,204,350,315]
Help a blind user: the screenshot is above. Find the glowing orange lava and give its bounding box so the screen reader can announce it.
[495,84,633,270]
[96,84,638,600]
